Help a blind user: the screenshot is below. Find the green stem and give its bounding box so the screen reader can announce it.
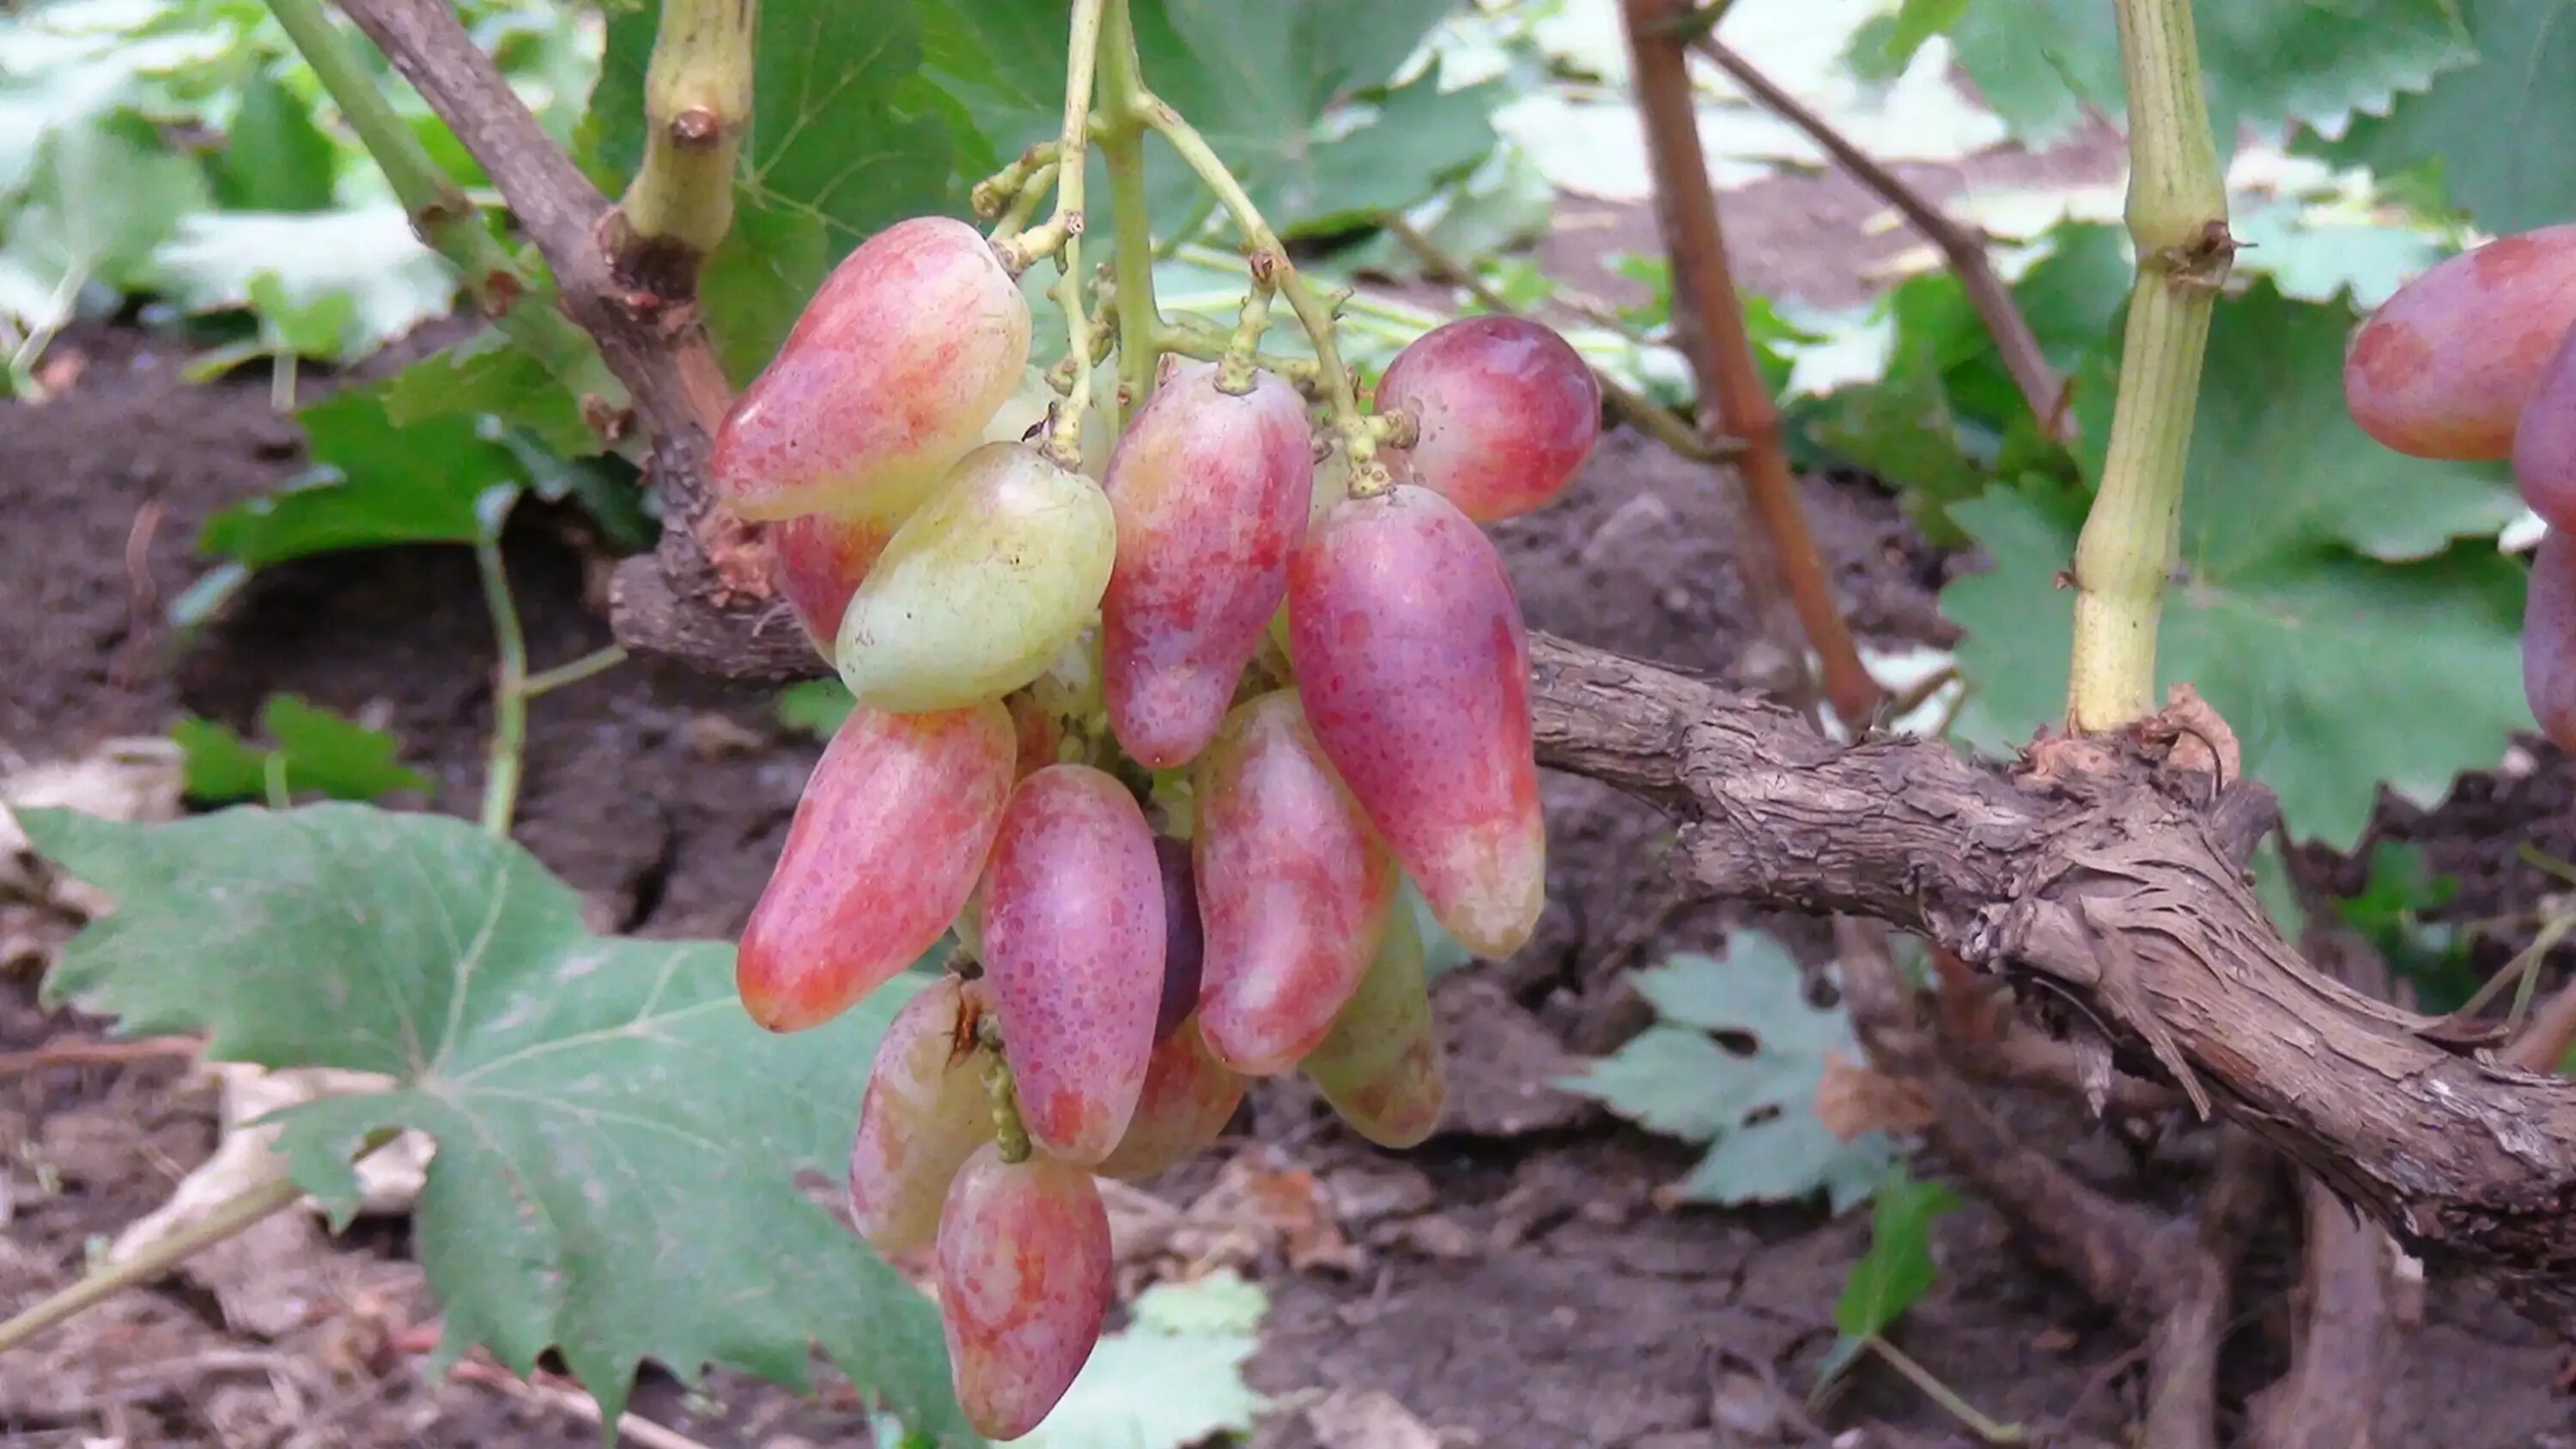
[2064,0,2229,731]
[1029,0,1109,468]
[261,0,621,409]
[1097,0,1162,425]
[617,0,757,258]
[976,1024,1031,1164]
[1867,1338,2026,1445]
[263,751,293,810]
[522,645,629,700]
[1152,320,1317,389]
[0,1175,307,1355]
[1133,96,1378,487]
[987,163,1060,246]
[473,511,529,840]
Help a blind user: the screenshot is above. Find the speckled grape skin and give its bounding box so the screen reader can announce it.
[736,703,1015,1033]
[934,1144,1112,1440]
[1376,315,1601,521]
[838,443,1118,713]
[1301,897,1444,1149]
[1287,486,1546,960]
[1096,1015,1245,1181]
[2346,227,2576,461]
[980,765,1164,1165]
[1192,691,1396,1074]
[2516,324,2576,532]
[2526,529,2576,751]
[1102,362,1314,767]
[847,977,991,1255]
[770,510,895,650]
[712,216,1030,523]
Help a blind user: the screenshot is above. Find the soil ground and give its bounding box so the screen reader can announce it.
[6,155,2576,1448]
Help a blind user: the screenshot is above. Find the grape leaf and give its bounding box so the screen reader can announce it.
[173,694,434,804]
[1563,932,1890,1213]
[149,206,459,361]
[23,803,973,1446]
[1816,1167,1963,1385]
[1014,1273,1269,1449]
[1940,0,2471,151]
[2304,0,2576,238]
[383,328,599,460]
[199,385,530,566]
[588,0,957,380]
[926,0,1498,240]
[0,111,208,332]
[209,66,341,213]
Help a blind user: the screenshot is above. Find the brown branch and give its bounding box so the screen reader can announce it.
[2256,1174,2392,1449]
[331,0,767,670]
[1617,0,1881,727]
[1690,34,2073,442]
[2509,974,2576,1073]
[2139,1129,2275,1449]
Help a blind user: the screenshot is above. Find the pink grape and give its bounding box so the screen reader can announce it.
[980,764,1164,1165]
[1301,896,1444,1149]
[770,510,895,648]
[737,703,1015,1033]
[713,216,1030,523]
[2515,321,2576,532]
[2528,528,2576,751]
[1102,362,1315,767]
[1096,1015,1246,1181]
[1287,485,1546,960]
[1152,835,1205,1044]
[934,1143,1112,1440]
[1375,315,1601,521]
[2346,226,2576,461]
[846,977,991,1255]
[1193,691,1398,1075]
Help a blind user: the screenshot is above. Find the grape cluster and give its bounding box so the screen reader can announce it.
[2344,226,2576,749]
[712,215,1601,1438]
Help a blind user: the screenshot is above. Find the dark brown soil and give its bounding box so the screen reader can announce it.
[6,185,2575,1447]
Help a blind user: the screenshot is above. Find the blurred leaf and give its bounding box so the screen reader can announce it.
[173,694,433,803]
[210,67,339,212]
[591,0,956,379]
[246,271,357,359]
[24,803,971,1444]
[775,678,857,739]
[1564,932,1891,1213]
[0,111,209,331]
[1845,0,1971,83]
[2332,842,2479,1011]
[200,385,529,566]
[1945,0,2471,151]
[1015,1272,1268,1448]
[384,328,600,459]
[1340,145,1554,280]
[1816,1167,1964,1385]
[149,206,457,361]
[2304,0,2576,238]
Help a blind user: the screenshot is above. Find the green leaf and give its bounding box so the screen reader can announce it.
[173,694,434,804]
[200,385,530,566]
[0,111,209,331]
[246,271,358,360]
[384,328,600,460]
[775,678,857,740]
[149,206,459,361]
[1818,1167,1963,1386]
[589,0,957,379]
[1564,932,1891,1213]
[24,803,974,1446]
[927,0,1498,240]
[209,66,340,212]
[1014,1273,1268,1449]
[2303,0,2576,238]
[2331,842,2479,1012]
[1943,0,2471,152]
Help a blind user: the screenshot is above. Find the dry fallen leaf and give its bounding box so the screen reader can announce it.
[1812,1048,1934,1142]
[1304,1387,1460,1449]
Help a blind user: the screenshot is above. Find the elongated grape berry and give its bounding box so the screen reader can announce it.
[847,977,992,1255]
[1194,690,1397,1074]
[839,442,1117,713]
[714,216,1030,523]
[737,702,1015,1033]
[2527,528,2576,751]
[771,510,895,648]
[2516,321,2576,532]
[1288,485,1546,960]
[1376,315,1601,521]
[1103,361,1314,767]
[2347,226,2576,461]
[1302,896,1444,1149]
[1153,835,1205,1043]
[980,765,1164,1165]
[935,1144,1113,1440]
[1097,1014,1246,1181]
